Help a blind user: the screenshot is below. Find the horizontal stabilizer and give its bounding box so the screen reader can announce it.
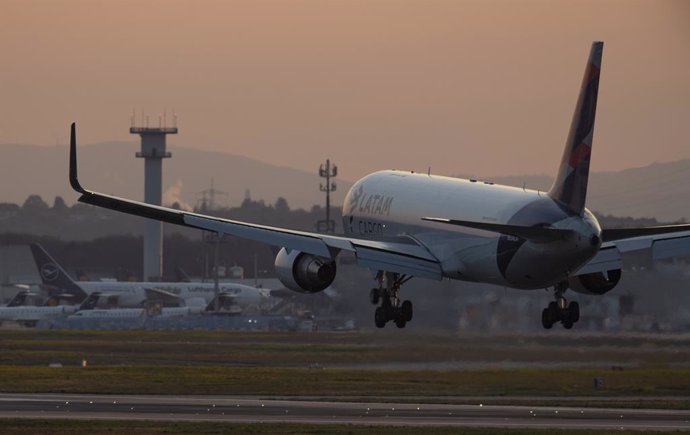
[602,224,690,242]
[422,217,575,241]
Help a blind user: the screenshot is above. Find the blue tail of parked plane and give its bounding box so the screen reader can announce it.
[29,244,88,303]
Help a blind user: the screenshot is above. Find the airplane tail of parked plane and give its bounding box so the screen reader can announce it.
[548,41,603,215]
[78,292,101,310]
[29,244,88,303]
[6,291,30,307]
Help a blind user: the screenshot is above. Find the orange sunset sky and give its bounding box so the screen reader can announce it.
[1,0,688,181]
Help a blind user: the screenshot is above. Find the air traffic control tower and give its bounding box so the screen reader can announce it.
[130,115,177,281]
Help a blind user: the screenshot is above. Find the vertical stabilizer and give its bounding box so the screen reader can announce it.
[29,244,87,302]
[548,41,603,215]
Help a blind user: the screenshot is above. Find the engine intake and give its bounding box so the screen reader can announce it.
[568,269,621,295]
[274,248,336,294]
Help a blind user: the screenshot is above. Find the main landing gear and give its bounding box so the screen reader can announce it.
[370,272,414,328]
[541,282,580,330]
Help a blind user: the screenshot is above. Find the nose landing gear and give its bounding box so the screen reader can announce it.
[541,283,580,329]
[370,272,413,328]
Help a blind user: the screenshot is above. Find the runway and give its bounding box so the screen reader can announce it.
[0,393,689,430]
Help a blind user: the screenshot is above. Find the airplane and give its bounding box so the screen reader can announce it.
[69,291,204,319]
[29,243,271,309]
[69,306,204,319]
[66,41,690,330]
[2,289,40,307]
[0,300,77,327]
[69,307,145,319]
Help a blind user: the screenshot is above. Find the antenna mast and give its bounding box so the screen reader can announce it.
[317,159,337,234]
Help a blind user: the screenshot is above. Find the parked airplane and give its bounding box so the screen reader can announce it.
[0,303,77,327]
[69,308,145,319]
[2,290,37,307]
[69,291,204,320]
[67,42,690,329]
[30,244,271,309]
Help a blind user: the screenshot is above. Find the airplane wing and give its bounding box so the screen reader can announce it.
[575,231,690,276]
[69,123,442,281]
[144,287,183,303]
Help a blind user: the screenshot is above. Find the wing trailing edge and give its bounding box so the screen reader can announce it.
[602,225,690,242]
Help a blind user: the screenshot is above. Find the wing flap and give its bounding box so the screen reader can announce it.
[352,242,443,280]
[652,235,690,261]
[354,249,442,280]
[577,232,690,276]
[602,225,690,242]
[574,246,622,275]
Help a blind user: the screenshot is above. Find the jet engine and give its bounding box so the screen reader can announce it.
[274,248,336,294]
[568,269,621,295]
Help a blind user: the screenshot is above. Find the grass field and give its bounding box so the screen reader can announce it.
[2,329,689,367]
[0,330,688,408]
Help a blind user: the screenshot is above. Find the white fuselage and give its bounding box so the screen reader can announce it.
[76,282,269,308]
[0,305,77,322]
[70,308,144,319]
[343,171,601,290]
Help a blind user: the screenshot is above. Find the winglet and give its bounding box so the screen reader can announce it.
[69,122,86,194]
[548,41,603,215]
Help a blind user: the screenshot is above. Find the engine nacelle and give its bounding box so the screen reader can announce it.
[568,269,622,295]
[274,248,336,294]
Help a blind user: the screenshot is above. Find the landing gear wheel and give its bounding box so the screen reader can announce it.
[543,283,581,330]
[401,300,413,322]
[374,307,387,328]
[541,308,553,329]
[369,288,380,305]
[371,272,414,329]
[548,301,558,317]
[568,301,580,323]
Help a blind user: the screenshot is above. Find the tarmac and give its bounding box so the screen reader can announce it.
[0,393,689,430]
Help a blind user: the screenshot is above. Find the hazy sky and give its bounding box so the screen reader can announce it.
[1,0,688,182]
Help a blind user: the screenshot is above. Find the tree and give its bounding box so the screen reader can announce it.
[274,197,290,213]
[22,195,49,213]
[52,196,68,212]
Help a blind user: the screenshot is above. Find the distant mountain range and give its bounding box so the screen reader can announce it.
[483,160,690,222]
[1,142,689,221]
[0,142,353,212]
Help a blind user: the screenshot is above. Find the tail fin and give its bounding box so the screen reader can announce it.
[548,41,603,215]
[78,292,101,310]
[6,291,29,307]
[29,244,87,302]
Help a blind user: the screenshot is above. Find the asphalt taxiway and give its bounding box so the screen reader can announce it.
[0,393,689,430]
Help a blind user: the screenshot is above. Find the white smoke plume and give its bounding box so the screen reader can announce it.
[163,180,193,211]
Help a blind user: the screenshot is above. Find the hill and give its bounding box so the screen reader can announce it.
[0,143,352,211]
[1,142,690,221]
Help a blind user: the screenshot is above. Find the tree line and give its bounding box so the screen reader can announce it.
[0,194,675,282]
